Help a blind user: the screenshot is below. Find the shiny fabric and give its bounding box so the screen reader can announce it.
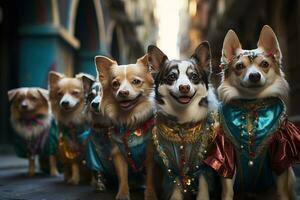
[269,119,300,174]
[204,128,235,178]
[81,128,115,178]
[154,112,219,198]
[15,117,59,158]
[214,97,300,193]
[58,124,86,164]
[111,118,155,172]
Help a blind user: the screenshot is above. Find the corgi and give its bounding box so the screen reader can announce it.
[95,54,155,200]
[216,25,300,199]
[8,87,59,177]
[146,42,232,200]
[81,75,113,191]
[48,71,89,185]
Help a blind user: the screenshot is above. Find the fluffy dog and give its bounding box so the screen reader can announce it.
[214,25,300,199]
[8,87,59,177]
[146,42,232,200]
[48,71,88,185]
[95,54,155,200]
[81,75,113,191]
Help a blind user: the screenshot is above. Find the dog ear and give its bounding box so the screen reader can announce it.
[7,89,19,102]
[136,54,149,70]
[48,71,63,89]
[191,41,211,74]
[80,74,95,94]
[95,56,117,83]
[147,45,168,72]
[257,25,282,60]
[37,88,49,102]
[222,30,242,63]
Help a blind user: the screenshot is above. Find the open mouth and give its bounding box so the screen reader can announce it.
[170,92,196,104]
[118,94,142,110]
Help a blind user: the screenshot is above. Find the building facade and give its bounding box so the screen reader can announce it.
[0,0,157,145]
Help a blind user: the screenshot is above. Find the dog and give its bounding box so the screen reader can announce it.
[8,87,59,177]
[215,25,300,199]
[48,71,89,185]
[95,54,155,200]
[81,75,114,191]
[146,41,233,200]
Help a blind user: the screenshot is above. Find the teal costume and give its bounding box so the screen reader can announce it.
[81,128,115,179]
[15,117,59,158]
[111,117,155,173]
[218,97,300,193]
[153,112,219,198]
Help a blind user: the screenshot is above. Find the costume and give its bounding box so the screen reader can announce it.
[153,112,219,198]
[110,117,155,173]
[81,126,116,186]
[57,123,86,164]
[15,116,59,159]
[206,97,300,193]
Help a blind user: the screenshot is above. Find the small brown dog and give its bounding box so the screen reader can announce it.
[95,55,155,200]
[48,71,89,185]
[8,87,59,177]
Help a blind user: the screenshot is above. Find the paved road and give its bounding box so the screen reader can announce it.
[0,154,300,200]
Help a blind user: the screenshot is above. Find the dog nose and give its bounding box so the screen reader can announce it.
[61,101,70,108]
[119,90,129,97]
[249,73,261,83]
[179,84,190,94]
[91,101,99,109]
[21,104,28,110]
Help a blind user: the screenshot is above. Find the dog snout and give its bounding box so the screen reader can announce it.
[249,73,261,83]
[118,90,129,97]
[21,101,28,110]
[91,101,99,109]
[61,100,70,108]
[179,84,190,94]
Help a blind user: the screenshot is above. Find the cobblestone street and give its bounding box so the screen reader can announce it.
[0,154,143,200]
[1,153,300,200]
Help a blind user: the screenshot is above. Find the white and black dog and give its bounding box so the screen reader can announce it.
[81,75,113,192]
[145,41,232,200]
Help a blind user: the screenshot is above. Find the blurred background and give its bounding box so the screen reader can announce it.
[0,0,299,146]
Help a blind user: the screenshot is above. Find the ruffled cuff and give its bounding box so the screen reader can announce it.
[204,128,235,178]
[269,119,300,175]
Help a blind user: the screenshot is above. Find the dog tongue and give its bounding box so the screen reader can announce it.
[178,97,191,104]
[120,101,132,108]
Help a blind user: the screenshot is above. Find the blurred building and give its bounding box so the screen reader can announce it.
[0,0,157,145]
[181,0,300,125]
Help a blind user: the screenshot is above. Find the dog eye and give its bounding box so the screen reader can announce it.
[260,60,269,68]
[71,90,79,96]
[112,80,120,89]
[57,91,63,97]
[235,63,245,70]
[167,73,177,82]
[132,79,141,85]
[190,72,199,81]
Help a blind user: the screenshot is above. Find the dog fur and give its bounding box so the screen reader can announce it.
[218,25,296,200]
[8,87,59,177]
[146,42,231,200]
[95,54,154,200]
[48,71,88,185]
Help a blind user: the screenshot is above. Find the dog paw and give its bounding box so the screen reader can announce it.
[116,192,130,200]
[50,169,59,177]
[28,172,35,177]
[67,177,80,185]
[144,189,158,200]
